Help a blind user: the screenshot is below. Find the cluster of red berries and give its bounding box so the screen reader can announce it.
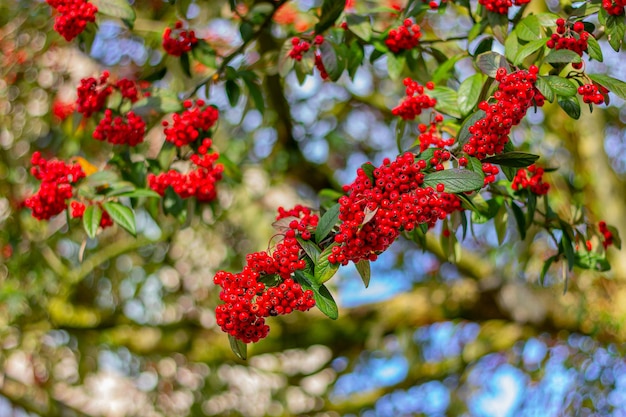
[288,37,311,61]
[69,201,114,229]
[547,19,590,70]
[330,152,462,265]
[93,109,146,146]
[385,19,422,53]
[578,83,605,105]
[392,79,437,120]
[478,0,530,14]
[417,114,454,152]
[163,99,219,147]
[481,162,500,186]
[52,100,75,121]
[314,53,329,80]
[76,71,113,118]
[46,0,97,42]
[421,0,447,9]
[276,204,320,241]
[24,152,85,220]
[162,21,198,57]
[512,164,550,195]
[598,221,615,249]
[602,0,626,15]
[463,67,543,160]
[214,205,317,343]
[148,139,224,202]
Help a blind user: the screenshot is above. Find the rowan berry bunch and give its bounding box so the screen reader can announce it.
[578,83,605,105]
[417,114,454,152]
[385,19,422,53]
[46,0,97,42]
[314,52,329,80]
[463,67,543,161]
[148,138,224,202]
[162,21,198,57]
[92,109,146,146]
[392,79,437,120]
[163,99,219,147]
[330,152,462,265]
[512,164,550,195]
[478,0,530,15]
[276,204,319,241]
[547,19,590,70]
[598,221,615,248]
[288,37,312,61]
[602,0,626,15]
[76,71,113,118]
[24,152,86,220]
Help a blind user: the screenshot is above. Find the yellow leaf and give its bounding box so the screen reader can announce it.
[72,157,99,176]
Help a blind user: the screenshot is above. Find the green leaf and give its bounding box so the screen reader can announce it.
[180,52,191,77]
[347,40,365,79]
[466,156,485,180]
[429,86,461,118]
[561,231,575,271]
[107,188,161,198]
[316,203,340,243]
[432,55,464,84]
[534,75,555,103]
[509,201,526,240]
[588,73,626,100]
[92,0,135,23]
[346,14,372,41]
[387,52,405,80]
[423,169,484,193]
[543,75,577,97]
[487,10,508,44]
[192,40,216,68]
[457,73,483,116]
[315,245,340,284]
[132,91,183,114]
[315,0,344,34]
[225,79,241,107]
[558,96,581,119]
[504,31,519,63]
[102,202,136,236]
[294,271,339,320]
[575,252,611,272]
[83,205,102,239]
[163,186,185,217]
[475,51,509,78]
[242,77,265,113]
[228,335,247,360]
[239,21,254,42]
[516,15,541,41]
[355,259,371,288]
[320,41,345,81]
[457,110,486,147]
[586,35,603,62]
[513,38,546,66]
[278,38,295,77]
[606,15,625,51]
[297,237,322,263]
[540,255,557,285]
[544,49,582,64]
[494,204,508,245]
[360,163,376,183]
[83,170,119,188]
[482,152,540,167]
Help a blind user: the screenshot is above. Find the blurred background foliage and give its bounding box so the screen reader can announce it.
[1,0,626,416]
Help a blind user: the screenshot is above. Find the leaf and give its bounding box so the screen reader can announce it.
[320,41,344,81]
[387,52,405,80]
[355,259,371,288]
[586,35,603,62]
[588,73,626,100]
[316,203,340,243]
[347,40,365,79]
[606,15,625,51]
[558,96,581,119]
[102,202,136,236]
[297,237,322,263]
[278,38,295,77]
[180,52,191,77]
[487,10,508,44]
[544,49,582,64]
[457,110,486,147]
[540,255,557,285]
[192,40,216,68]
[163,186,185,217]
[272,216,300,233]
[361,207,378,227]
[346,14,372,41]
[457,73,483,116]
[242,77,265,113]
[83,205,102,239]
[432,55,464,84]
[561,231,575,271]
[132,92,183,114]
[509,201,526,240]
[225,79,241,107]
[92,0,136,23]
[429,86,461,118]
[360,163,376,183]
[423,169,484,193]
[543,75,577,97]
[107,188,161,198]
[494,204,508,245]
[516,15,541,41]
[315,245,340,284]
[513,38,546,66]
[228,335,247,360]
[294,271,339,320]
[534,75,555,103]
[504,31,519,63]
[482,152,540,167]
[575,252,611,272]
[83,170,119,188]
[315,0,344,34]
[475,51,509,78]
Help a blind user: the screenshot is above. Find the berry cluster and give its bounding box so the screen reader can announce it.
[148,139,223,202]
[76,71,113,118]
[392,79,437,120]
[314,52,329,80]
[463,67,543,160]
[288,37,311,61]
[602,0,625,15]
[93,109,146,146]
[163,99,219,147]
[69,201,114,229]
[478,0,530,15]
[417,114,454,152]
[162,21,198,57]
[547,19,590,70]
[330,152,462,265]
[214,205,317,343]
[385,19,422,53]
[46,0,97,42]
[24,152,85,220]
[598,221,615,249]
[578,83,605,105]
[52,100,75,121]
[512,164,550,195]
